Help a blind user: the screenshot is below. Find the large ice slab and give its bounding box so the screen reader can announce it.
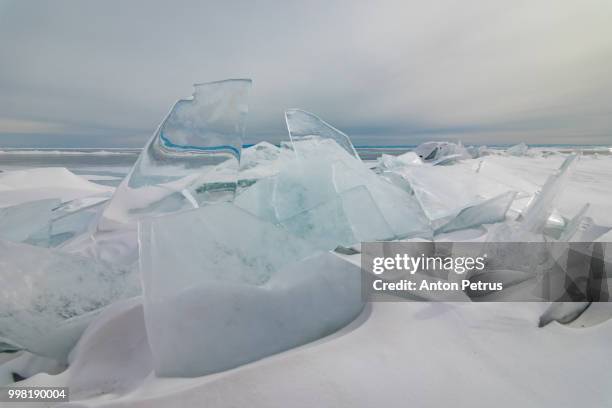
[237,175,402,251]
[332,160,431,239]
[282,186,395,250]
[271,154,339,222]
[518,154,577,234]
[393,164,484,222]
[0,199,59,246]
[291,137,430,239]
[140,204,316,289]
[558,203,590,242]
[139,203,364,377]
[49,199,108,247]
[238,141,294,185]
[99,79,252,230]
[0,196,107,249]
[436,191,517,234]
[236,139,430,248]
[235,147,341,225]
[285,109,360,159]
[0,240,138,360]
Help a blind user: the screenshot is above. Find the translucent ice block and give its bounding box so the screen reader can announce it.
[0,240,139,360]
[282,186,394,250]
[285,109,359,159]
[0,199,60,246]
[237,142,294,191]
[518,154,577,234]
[144,253,364,377]
[99,79,252,230]
[272,157,338,221]
[241,137,430,243]
[139,204,316,291]
[49,199,108,247]
[436,191,517,234]
[332,160,431,239]
[139,204,363,376]
[234,177,279,223]
[558,203,590,242]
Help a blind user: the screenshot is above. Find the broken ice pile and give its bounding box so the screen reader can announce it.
[0,167,138,359]
[461,154,612,314]
[0,78,257,360]
[236,110,432,250]
[3,76,611,379]
[135,105,438,377]
[377,157,518,232]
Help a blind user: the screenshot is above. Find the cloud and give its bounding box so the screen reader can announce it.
[0,0,611,147]
[0,118,68,134]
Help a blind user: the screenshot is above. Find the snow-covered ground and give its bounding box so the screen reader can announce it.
[5,300,611,408]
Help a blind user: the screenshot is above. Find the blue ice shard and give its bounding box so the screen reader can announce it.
[99,79,252,230]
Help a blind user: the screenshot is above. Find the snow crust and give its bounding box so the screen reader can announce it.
[15,301,612,408]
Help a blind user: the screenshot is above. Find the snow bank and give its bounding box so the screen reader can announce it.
[0,168,112,207]
[19,302,612,407]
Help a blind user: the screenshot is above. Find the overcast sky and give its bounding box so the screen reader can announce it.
[0,0,611,147]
